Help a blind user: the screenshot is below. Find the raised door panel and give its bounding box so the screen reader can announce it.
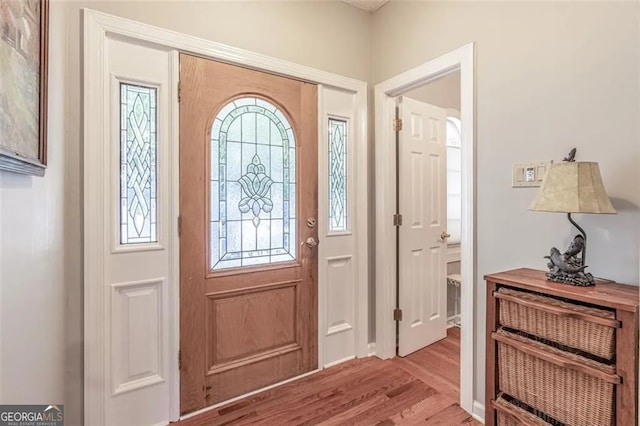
[398,96,448,357]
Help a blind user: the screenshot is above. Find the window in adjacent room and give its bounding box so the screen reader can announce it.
[446,116,461,245]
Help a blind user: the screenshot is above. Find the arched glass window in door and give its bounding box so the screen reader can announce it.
[210,97,296,270]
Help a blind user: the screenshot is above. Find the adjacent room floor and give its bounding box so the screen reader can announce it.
[175,328,474,425]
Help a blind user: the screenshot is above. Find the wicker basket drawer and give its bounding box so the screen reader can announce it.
[495,329,619,426]
[496,287,619,360]
[493,396,551,426]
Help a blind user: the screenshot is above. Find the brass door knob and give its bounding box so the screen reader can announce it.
[440,231,451,241]
[302,237,319,248]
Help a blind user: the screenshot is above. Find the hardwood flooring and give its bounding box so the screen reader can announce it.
[175,327,475,426]
[395,327,461,402]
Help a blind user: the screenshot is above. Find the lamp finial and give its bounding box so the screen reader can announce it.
[563,147,577,162]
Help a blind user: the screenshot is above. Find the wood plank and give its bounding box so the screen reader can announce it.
[174,331,480,426]
[422,403,475,425]
[251,365,411,425]
[386,392,456,425]
[392,357,458,403]
[344,380,436,425]
[484,268,639,312]
[212,358,378,424]
[616,309,639,426]
[485,280,498,426]
[315,395,389,426]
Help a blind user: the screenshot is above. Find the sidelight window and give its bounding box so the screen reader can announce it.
[119,83,158,245]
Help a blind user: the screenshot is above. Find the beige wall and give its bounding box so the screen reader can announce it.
[373,0,640,407]
[404,71,461,110]
[0,1,371,424]
[2,1,639,422]
[0,0,67,407]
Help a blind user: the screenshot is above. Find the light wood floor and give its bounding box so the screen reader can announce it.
[175,327,474,425]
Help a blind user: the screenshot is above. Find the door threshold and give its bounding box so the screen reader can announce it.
[177,369,321,421]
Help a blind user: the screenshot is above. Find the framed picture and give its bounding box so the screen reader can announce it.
[0,0,49,176]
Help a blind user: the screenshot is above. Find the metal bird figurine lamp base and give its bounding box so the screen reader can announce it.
[544,233,595,286]
[530,149,617,287]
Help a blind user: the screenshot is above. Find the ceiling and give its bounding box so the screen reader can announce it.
[342,0,389,13]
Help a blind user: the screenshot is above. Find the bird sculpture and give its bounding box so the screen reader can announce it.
[563,234,585,258]
[563,147,577,162]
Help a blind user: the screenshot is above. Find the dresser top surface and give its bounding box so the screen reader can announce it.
[485,268,640,312]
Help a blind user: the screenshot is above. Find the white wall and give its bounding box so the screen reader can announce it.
[4,1,639,423]
[373,0,640,408]
[404,71,461,110]
[60,2,372,424]
[0,0,67,407]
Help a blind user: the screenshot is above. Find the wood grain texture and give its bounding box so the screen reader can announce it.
[484,280,498,426]
[174,343,478,426]
[484,268,639,312]
[485,269,639,426]
[179,54,318,414]
[615,309,639,426]
[393,327,461,403]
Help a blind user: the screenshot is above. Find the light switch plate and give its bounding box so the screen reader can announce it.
[512,161,551,188]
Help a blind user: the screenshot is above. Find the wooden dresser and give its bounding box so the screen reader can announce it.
[485,268,639,426]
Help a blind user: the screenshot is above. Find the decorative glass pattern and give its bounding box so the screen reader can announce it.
[328,119,347,232]
[210,97,296,270]
[120,83,157,244]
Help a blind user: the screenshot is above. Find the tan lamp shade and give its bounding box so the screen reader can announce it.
[529,162,617,214]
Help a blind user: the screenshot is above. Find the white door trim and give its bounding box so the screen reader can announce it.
[83,9,368,425]
[374,43,475,415]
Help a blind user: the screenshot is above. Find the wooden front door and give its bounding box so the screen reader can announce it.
[179,54,318,414]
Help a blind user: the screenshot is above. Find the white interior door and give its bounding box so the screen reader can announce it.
[397,96,448,357]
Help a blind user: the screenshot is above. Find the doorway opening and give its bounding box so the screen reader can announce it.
[394,71,464,402]
[374,43,477,418]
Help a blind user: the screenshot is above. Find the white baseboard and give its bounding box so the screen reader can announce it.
[324,356,355,369]
[367,342,376,356]
[472,400,485,424]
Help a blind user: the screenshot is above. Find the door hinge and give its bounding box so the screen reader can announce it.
[393,214,403,226]
[178,81,182,102]
[394,308,403,322]
[178,216,182,237]
[178,350,182,370]
[393,118,403,132]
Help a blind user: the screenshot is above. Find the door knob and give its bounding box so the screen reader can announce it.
[440,231,451,241]
[302,237,319,248]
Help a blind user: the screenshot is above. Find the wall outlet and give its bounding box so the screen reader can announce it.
[512,161,551,188]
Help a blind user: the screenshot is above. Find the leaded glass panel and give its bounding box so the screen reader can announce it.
[120,83,157,244]
[210,97,296,270]
[328,119,347,232]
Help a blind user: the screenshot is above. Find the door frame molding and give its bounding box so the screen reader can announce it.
[83,9,368,424]
[374,43,476,416]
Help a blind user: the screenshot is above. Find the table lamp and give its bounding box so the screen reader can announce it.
[529,149,616,286]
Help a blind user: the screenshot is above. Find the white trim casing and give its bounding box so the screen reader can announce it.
[83,9,368,425]
[318,86,367,367]
[374,43,475,415]
[473,400,486,424]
